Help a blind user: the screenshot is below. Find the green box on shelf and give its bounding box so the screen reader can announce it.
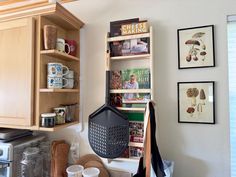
[124,112,144,121]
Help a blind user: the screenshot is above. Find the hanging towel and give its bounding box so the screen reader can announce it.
[134,101,165,177]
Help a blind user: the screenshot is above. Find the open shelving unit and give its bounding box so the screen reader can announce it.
[35,6,84,131]
[106,26,154,161]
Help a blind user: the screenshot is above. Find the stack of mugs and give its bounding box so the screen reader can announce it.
[47,63,68,89]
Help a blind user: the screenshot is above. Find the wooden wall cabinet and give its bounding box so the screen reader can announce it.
[0,3,84,131]
[0,17,35,127]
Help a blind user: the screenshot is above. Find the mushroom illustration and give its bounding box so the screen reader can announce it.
[200,89,206,105]
[186,88,199,106]
[197,89,206,112]
[192,32,206,50]
[186,107,195,117]
[200,51,207,61]
[185,40,200,62]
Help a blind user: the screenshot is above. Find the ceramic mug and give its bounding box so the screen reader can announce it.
[65,39,77,56]
[64,70,74,79]
[47,76,69,89]
[64,78,74,89]
[48,63,69,77]
[56,38,70,54]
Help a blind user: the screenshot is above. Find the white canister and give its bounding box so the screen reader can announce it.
[66,165,84,177]
[82,167,100,177]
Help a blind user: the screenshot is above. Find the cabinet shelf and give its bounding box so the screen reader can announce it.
[110,54,150,61]
[129,142,144,147]
[39,88,79,93]
[110,89,151,94]
[39,121,79,131]
[107,32,150,42]
[40,50,80,62]
[106,157,139,163]
[116,107,145,112]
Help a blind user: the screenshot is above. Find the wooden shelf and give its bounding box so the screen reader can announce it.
[116,107,145,112]
[129,142,144,147]
[106,157,139,163]
[0,124,38,130]
[40,50,80,62]
[107,32,150,42]
[40,88,79,93]
[39,121,79,131]
[110,54,150,61]
[110,89,151,94]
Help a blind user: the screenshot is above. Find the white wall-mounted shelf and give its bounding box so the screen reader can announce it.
[116,107,145,112]
[105,26,153,160]
[110,89,151,94]
[107,32,150,42]
[110,54,150,61]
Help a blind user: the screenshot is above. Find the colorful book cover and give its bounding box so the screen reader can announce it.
[121,38,149,56]
[110,93,122,107]
[129,121,144,143]
[122,68,150,89]
[110,70,122,89]
[110,18,139,37]
[121,68,150,103]
[110,38,149,57]
[129,146,143,158]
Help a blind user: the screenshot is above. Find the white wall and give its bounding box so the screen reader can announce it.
[48,0,236,176]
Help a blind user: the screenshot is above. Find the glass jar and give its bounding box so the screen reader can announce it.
[21,147,43,177]
[40,141,51,177]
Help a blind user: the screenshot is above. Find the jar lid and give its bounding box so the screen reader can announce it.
[41,113,56,117]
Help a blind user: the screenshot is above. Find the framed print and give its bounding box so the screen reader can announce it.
[177,81,215,124]
[177,25,215,69]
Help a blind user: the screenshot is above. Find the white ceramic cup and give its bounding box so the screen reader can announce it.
[56,38,70,54]
[64,78,74,89]
[64,70,74,79]
[66,165,84,177]
[47,76,68,89]
[82,167,100,177]
[48,63,69,77]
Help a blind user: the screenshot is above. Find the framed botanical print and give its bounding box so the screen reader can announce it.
[177,25,215,69]
[177,81,215,124]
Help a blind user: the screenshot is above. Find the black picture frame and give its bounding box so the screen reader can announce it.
[177,81,215,124]
[177,25,215,69]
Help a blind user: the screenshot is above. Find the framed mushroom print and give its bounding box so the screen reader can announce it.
[177,25,215,69]
[177,81,215,124]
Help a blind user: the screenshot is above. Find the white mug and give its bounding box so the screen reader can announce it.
[64,70,74,79]
[64,78,74,89]
[48,63,69,77]
[47,76,69,89]
[56,38,70,54]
